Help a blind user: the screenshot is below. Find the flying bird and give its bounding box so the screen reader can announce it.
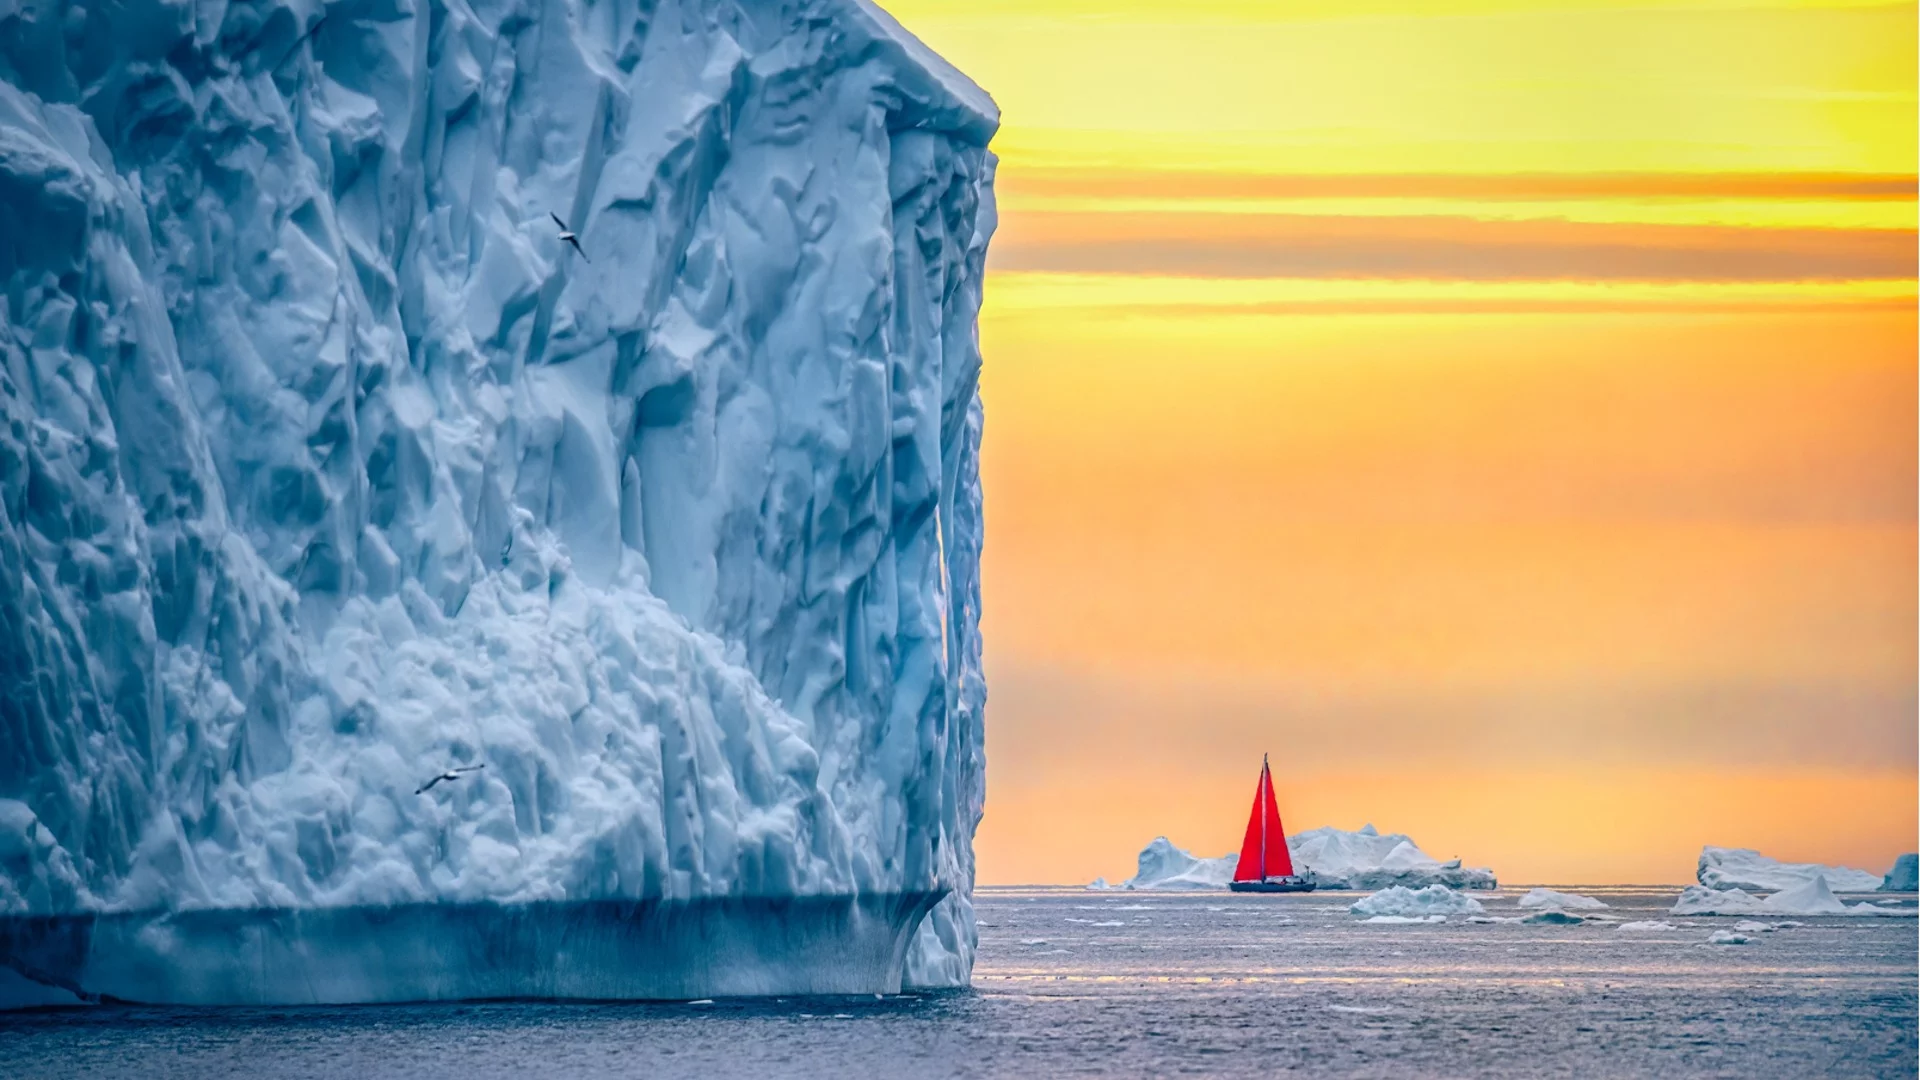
[274,14,328,72]
[415,763,486,795]
[549,212,588,262]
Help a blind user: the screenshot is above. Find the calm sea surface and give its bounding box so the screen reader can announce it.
[2,886,1914,1078]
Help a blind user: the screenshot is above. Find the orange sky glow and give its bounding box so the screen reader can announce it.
[882,0,1918,885]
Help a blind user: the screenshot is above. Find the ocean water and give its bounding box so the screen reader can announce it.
[2,886,1914,1078]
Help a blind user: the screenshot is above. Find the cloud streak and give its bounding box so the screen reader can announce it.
[991,211,1918,281]
[1002,169,1920,203]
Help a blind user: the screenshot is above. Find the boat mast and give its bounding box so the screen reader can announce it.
[1260,752,1269,880]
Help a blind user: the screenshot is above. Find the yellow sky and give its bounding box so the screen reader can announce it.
[881,0,1918,885]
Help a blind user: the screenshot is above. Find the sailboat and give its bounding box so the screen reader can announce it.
[1228,754,1317,893]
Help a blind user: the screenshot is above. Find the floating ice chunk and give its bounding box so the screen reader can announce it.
[1671,886,1770,916]
[1882,854,1918,892]
[1516,889,1608,911]
[1705,930,1755,945]
[1364,915,1448,924]
[1732,921,1778,933]
[1520,910,1584,925]
[1118,838,1238,890]
[1616,921,1679,932]
[1351,885,1485,918]
[1087,878,1114,891]
[1465,915,1523,924]
[1697,847,1882,893]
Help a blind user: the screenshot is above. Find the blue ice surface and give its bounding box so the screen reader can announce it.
[0,0,995,1002]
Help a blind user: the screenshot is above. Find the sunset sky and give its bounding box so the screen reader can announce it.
[882,0,1917,885]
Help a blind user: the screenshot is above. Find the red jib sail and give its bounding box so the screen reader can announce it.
[1232,755,1295,881]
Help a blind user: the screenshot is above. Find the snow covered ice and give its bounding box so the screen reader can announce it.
[1112,838,1237,891]
[1670,878,1913,918]
[1516,888,1607,911]
[1696,846,1882,893]
[1291,824,1496,890]
[1350,885,1485,919]
[1110,826,1496,891]
[0,0,996,1005]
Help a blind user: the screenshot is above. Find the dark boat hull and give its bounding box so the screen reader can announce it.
[1229,879,1317,894]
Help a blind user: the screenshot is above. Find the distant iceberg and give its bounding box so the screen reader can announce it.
[1351,884,1485,919]
[1881,854,1917,892]
[1696,847,1882,893]
[1107,826,1496,891]
[1115,838,1238,890]
[1516,888,1608,911]
[1671,877,1916,918]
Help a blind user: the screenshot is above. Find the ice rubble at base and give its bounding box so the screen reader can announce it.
[1696,847,1883,893]
[1109,826,1496,891]
[1350,885,1485,919]
[0,0,996,1004]
[1516,888,1607,911]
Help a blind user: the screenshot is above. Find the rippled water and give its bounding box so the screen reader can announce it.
[2,886,1914,1078]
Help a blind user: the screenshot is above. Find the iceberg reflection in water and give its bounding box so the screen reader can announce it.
[0,886,1913,1078]
[0,892,944,1005]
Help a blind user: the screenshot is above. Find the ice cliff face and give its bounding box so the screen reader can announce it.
[0,0,994,996]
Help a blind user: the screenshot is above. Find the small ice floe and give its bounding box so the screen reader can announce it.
[1732,920,1779,933]
[1465,915,1523,924]
[1705,930,1755,946]
[1671,886,1769,916]
[687,999,715,1005]
[1350,884,1486,918]
[1615,921,1679,932]
[1327,1005,1396,1015]
[1364,914,1447,924]
[1520,910,1585,925]
[1516,888,1608,911]
[1019,939,1049,946]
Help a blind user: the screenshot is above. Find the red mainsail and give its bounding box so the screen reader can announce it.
[1232,755,1295,882]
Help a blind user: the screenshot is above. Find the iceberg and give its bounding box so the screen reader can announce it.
[1671,878,1912,918]
[1696,846,1882,893]
[1350,884,1485,918]
[1882,854,1917,892]
[1516,888,1607,911]
[0,0,996,1005]
[1116,838,1237,891]
[1290,825,1497,890]
[1113,826,1498,892]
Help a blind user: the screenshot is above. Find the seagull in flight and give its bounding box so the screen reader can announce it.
[274,14,327,72]
[549,212,588,262]
[415,763,485,795]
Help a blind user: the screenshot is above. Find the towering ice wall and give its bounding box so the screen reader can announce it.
[0,0,994,1002]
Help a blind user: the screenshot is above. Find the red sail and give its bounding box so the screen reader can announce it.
[1232,758,1296,881]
